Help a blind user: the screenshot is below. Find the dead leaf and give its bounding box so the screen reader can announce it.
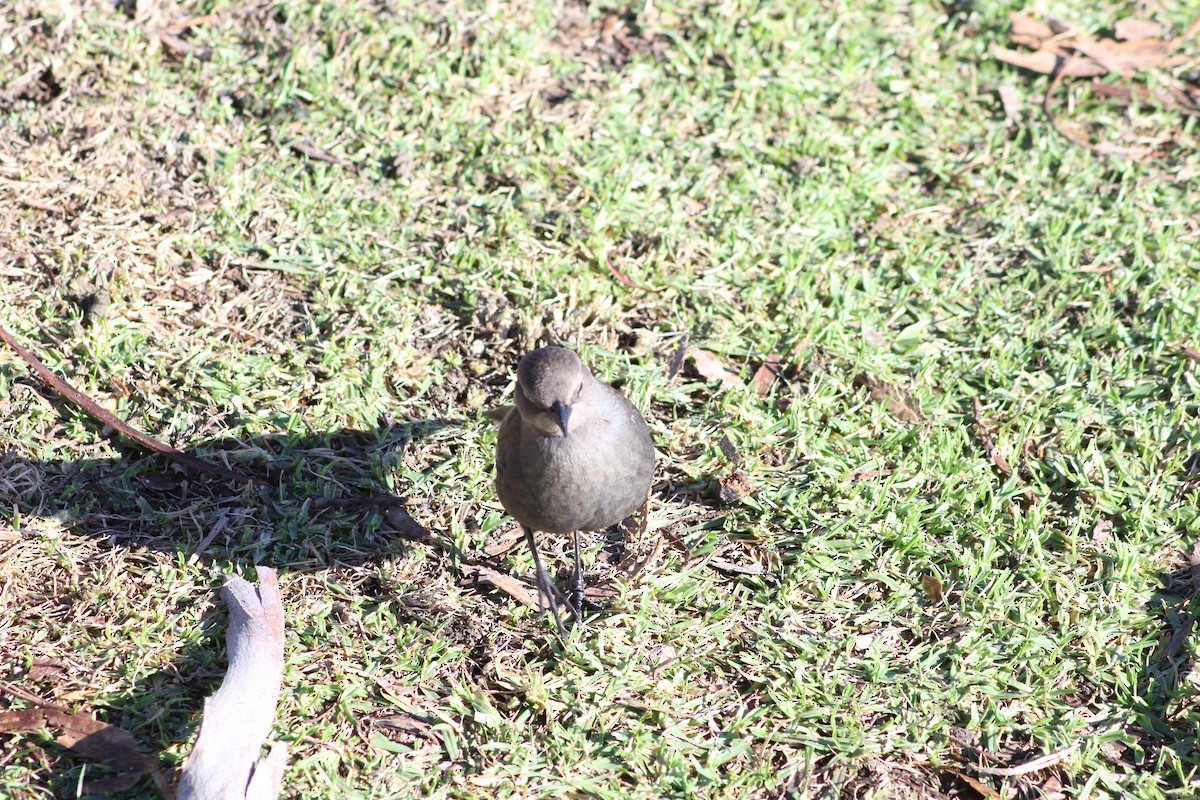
[384,507,432,542]
[752,354,785,396]
[708,556,767,577]
[1091,519,1114,544]
[370,712,442,747]
[483,528,524,558]
[158,32,212,59]
[1089,80,1200,114]
[686,347,743,390]
[844,468,894,482]
[972,398,1013,477]
[28,659,68,681]
[718,433,741,465]
[992,45,1108,77]
[618,533,663,582]
[999,11,1189,79]
[970,743,1079,777]
[1037,772,1068,800]
[921,574,944,605]
[162,14,219,34]
[1165,612,1196,660]
[941,766,1002,799]
[1041,56,1155,157]
[460,563,538,609]
[1075,261,1120,273]
[998,85,1024,121]
[1045,16,1079,36]
[1000,8,1196,158]
[1071,35,1173,76]
[19,198,71,216]
[863,329,889,347]
[148,199,217,226]
[289,140,356,169]
[667,336,688,380]
[0,709,45,733]
[1010,11,1054,45]
[582,580,620,603]
[718,470,754,504]
[852,373,924,423]
[1114,17,1164,41]
[679,195,706,215]
[140,474,178,491]
[0,707,167,795]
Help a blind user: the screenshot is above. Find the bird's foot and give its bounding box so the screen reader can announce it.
[532,567,570,639]
[567,578,586,625]
[523,526,569,638]
[569,530,587,625]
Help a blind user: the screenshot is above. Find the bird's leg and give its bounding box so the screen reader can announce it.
[523,526,568,638]
[570,530,586,623]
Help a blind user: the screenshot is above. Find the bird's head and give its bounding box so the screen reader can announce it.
[514,346,587,437]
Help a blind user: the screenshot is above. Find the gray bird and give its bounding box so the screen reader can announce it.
[495,346,655,634]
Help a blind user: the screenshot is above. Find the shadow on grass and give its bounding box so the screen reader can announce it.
[1014,433,1200,791]
[1,345,724,797]
[0,420,462,796]
[2,421,453,562]
[1135,546,1200,789]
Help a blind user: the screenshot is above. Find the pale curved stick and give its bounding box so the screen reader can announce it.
[178,567,286,800]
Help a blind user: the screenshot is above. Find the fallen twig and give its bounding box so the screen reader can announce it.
[0,324,258,484]
[460,563,539,609]
[288,140,356,170]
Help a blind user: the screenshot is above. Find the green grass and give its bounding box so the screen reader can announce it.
[2,0,1199,797]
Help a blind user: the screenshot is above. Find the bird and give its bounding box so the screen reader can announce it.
[495,346,655,635]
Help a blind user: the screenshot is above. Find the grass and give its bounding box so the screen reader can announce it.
[2,0,1199,797]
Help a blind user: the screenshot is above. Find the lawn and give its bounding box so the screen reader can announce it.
[2,0,1199,797]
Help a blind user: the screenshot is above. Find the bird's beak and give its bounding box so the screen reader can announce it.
[551,400,571,436]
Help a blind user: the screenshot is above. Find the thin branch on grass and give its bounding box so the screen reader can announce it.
[0,323,259,484]
[288,140,357,170]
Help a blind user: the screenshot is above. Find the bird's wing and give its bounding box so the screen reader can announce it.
[495,409,521,476]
